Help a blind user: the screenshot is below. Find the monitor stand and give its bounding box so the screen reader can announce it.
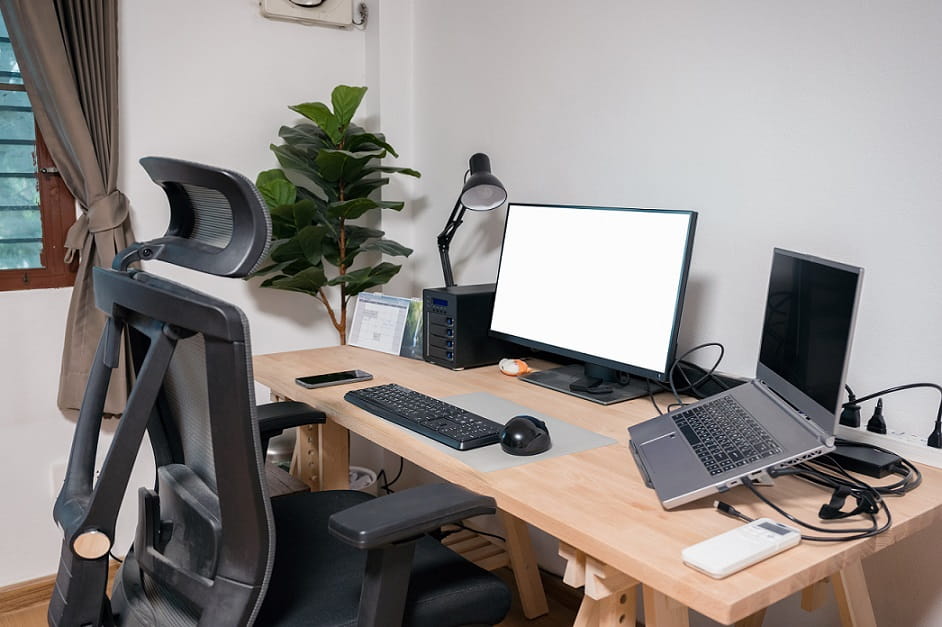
[519,363,650,405]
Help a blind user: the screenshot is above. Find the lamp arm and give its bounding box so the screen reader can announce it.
[436,198,466,287]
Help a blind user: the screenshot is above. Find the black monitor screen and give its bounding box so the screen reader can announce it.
[758,251,861,414]
[489,203,697,403]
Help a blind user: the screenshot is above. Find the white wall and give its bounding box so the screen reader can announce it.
[6,1,942,624]
[0,0,366,586]
[399,1,942,625]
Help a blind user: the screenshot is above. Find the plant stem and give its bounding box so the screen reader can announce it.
[317,287,344,342]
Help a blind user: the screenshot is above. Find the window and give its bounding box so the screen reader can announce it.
[0,14,76,291]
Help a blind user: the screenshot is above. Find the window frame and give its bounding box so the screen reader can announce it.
[0,83,77,291]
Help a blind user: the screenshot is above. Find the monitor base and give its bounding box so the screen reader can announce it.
[520,364,650,406]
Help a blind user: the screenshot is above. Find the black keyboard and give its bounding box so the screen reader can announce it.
[672,396,783,476]
[344,383,502,451]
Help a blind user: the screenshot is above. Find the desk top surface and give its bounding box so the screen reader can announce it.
[253,345,942,624]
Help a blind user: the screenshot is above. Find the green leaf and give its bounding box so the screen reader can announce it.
[345,176,389,199]
[329,262,402,296]
[344,225,384,248]
[255,170,297,208]
[279,123,330,150]
[271,143,313,174]
[328,197,380,220]
[315,149,385,184]
[270,266,328,296]
[360,239,413,257]
[289,199,317,230]
[344,132,398,158]
[374,165,421,178]
[270,237,303,263]
[290,102,342,145]
[376,200,405,211]
[248,259,296,278]
[331,85,368,130]
[270,207,298,238]
[284,167,328,202]
[296,224,328,266]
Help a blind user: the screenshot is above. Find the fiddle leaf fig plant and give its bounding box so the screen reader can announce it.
[250,85,420,344]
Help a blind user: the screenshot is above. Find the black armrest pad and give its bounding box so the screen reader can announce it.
[257,401,326,436]
[328,483,496,549]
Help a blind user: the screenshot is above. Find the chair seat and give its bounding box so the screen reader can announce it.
[256,490,512,627]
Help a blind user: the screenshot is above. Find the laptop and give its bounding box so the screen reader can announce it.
[628,248,863,509]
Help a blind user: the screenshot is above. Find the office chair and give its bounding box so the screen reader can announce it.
[48,156,512,626]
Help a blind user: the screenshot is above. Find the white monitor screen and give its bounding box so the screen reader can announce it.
[490,203,697,382]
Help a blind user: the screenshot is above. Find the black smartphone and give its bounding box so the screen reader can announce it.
[294,369,373,389]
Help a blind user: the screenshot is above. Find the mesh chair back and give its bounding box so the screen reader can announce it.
[115,157,272,277]
[49,158,276,627]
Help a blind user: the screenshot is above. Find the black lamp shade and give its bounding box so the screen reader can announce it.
[459,153,507,211]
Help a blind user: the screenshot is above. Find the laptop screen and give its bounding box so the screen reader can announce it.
[758,249,863,417]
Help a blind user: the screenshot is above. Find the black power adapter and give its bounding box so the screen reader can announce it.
[826,445,902,479]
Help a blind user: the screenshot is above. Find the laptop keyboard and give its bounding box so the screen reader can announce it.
[672,396,783,476]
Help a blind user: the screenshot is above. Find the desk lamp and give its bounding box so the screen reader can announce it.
[436,153,507,287]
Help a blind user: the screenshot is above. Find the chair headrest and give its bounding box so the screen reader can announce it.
[115,157,272,278]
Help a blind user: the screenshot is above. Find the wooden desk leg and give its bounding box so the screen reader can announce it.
[499,511,549,619]
[318,418,350,491]
[734,608,767,627]
[831,561,877,627]
[559,543,639,627]
[292,423,321,491]
[642,585,690,627]
[801,579,831,613]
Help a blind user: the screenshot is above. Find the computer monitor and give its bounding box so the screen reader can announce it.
[489,203,697,405]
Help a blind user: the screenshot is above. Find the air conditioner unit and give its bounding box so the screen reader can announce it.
[260,0,353,28]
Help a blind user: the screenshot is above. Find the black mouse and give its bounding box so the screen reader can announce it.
[499,415,552,456]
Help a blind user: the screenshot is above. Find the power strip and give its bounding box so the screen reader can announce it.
[835,424,942,470]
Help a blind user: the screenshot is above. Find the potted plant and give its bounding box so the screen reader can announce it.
[251,85,419,344]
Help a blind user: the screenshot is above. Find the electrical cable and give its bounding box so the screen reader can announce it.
[439,522,506,544]
[732,478,891,542]
[646,342,729,415]
[713,441,923,543]
[668,342,726,407]
[377,456,405,494]
[842,382,942,447]
[646,379,664,416]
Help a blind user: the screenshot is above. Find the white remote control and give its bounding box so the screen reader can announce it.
[682,518,801,578]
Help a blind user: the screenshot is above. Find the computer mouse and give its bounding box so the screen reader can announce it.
[499,415,552,456]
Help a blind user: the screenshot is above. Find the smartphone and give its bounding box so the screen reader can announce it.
[295,370,373,389]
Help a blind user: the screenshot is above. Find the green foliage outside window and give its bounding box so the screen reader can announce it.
[0,15,42,270]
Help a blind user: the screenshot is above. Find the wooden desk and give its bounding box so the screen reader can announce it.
[254,346,942,626]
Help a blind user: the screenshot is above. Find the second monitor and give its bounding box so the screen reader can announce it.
[489,203,698,404]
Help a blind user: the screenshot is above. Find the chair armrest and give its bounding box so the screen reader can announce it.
[257,401,326,455]
[257,400,326,436]
[328,483,496,549]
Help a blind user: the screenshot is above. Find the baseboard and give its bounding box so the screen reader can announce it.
[0,561,120,616]
[0,573,56,615]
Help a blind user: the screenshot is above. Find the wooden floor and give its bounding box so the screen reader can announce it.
[0,568,580,627]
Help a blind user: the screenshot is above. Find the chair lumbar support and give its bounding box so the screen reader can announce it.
[72,530,112,559]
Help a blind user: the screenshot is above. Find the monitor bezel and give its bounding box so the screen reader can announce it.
[488,202,698,384]
[755,248,864,434]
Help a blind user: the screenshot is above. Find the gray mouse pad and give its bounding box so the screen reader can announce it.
[396,392,617,472]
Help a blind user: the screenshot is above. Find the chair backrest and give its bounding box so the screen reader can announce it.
[115,157,271,275]
[49,157,275,627]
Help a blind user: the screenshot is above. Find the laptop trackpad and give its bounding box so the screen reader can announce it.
[640,432,710,499]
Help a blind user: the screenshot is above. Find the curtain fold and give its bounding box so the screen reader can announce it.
[0,0,134,416]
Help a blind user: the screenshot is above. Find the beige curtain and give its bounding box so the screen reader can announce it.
[0,0,134,416]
